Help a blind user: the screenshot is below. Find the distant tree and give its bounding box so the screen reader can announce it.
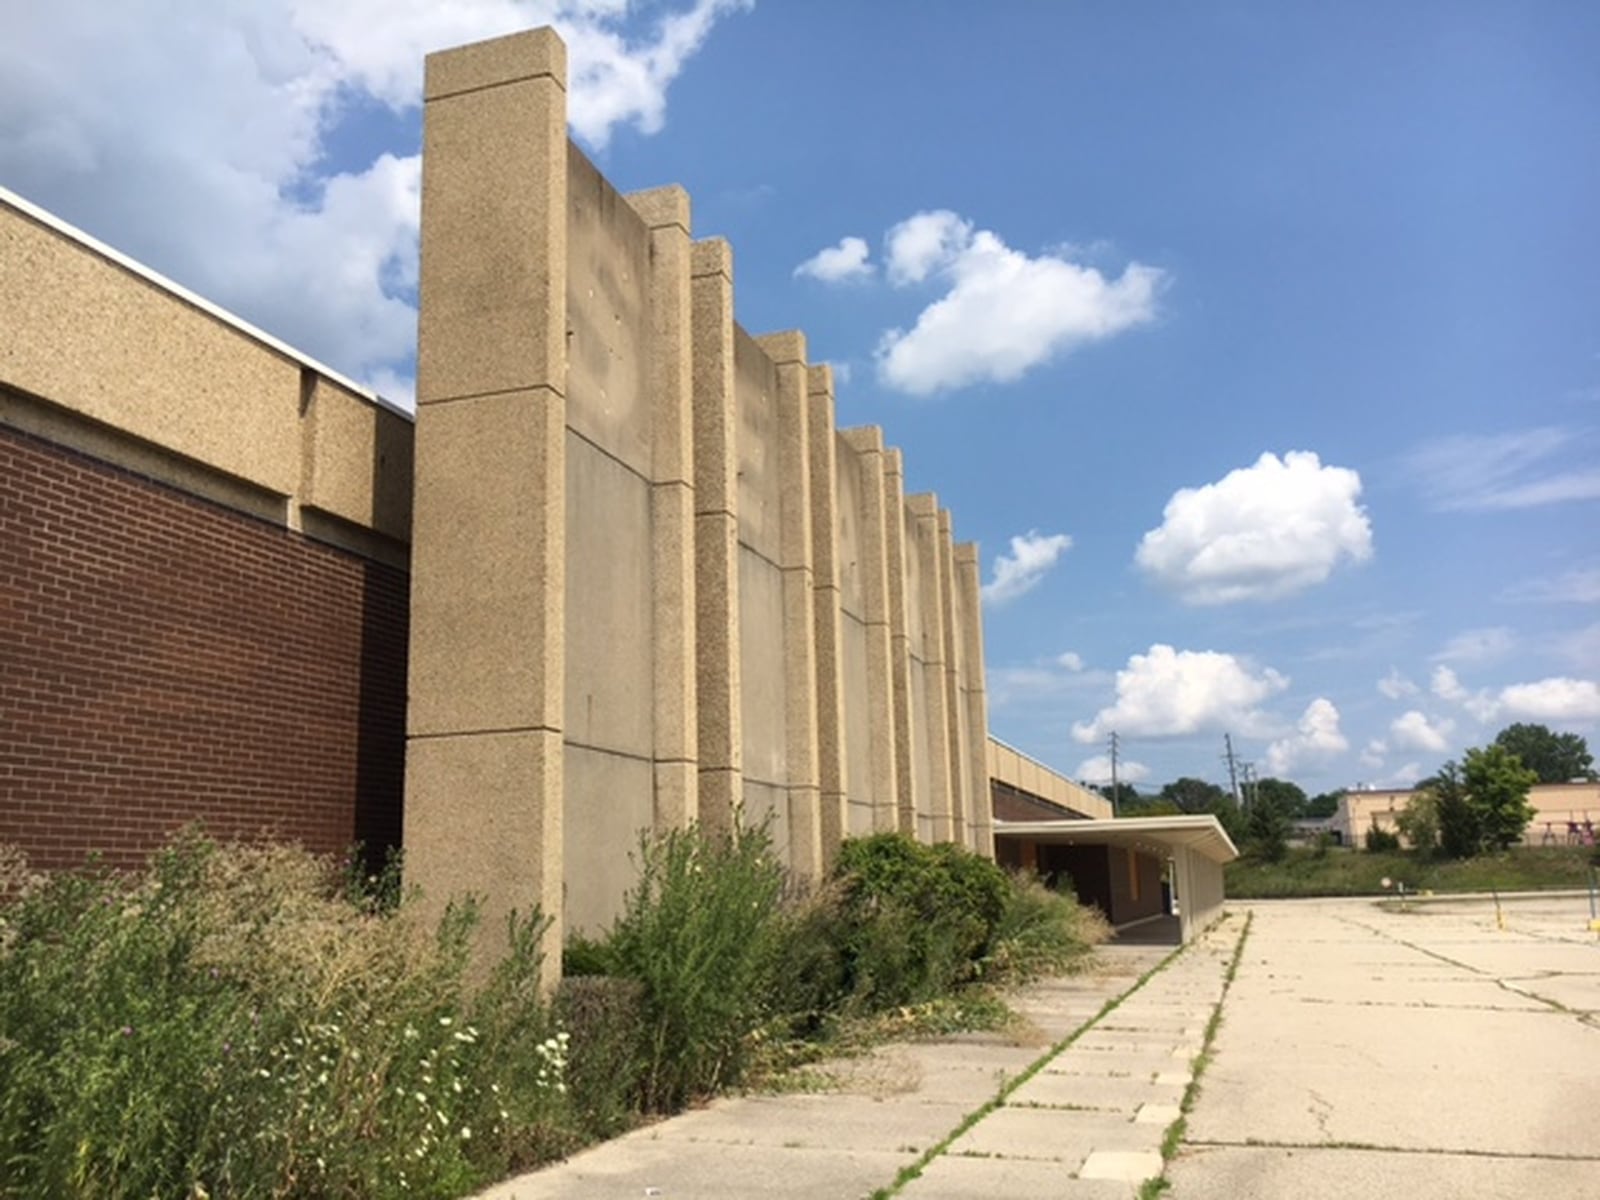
[1254,778,1309,819]
[1491,723,1595,784]
[1095,782,1142,812]
[1247,788,1291,862]
[1159,777,1229,814]
[1208,793,1247,845]
[1120,796,1182,818]
[1463,744,1538,851]
[1395,789,1439,856]
[1430,762,1479,859]
[1305,790,1343,820]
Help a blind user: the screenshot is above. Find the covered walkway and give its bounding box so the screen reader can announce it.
[994,815,1238,943]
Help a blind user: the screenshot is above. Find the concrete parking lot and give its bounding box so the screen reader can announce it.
[1169,893,1600,1199]
[477,893,1599,1198]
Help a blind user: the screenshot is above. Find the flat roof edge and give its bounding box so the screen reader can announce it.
[1,185,413,421]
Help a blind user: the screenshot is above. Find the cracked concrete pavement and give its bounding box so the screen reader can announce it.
[472,893,1597,1199]
[1167,893,1600,1199]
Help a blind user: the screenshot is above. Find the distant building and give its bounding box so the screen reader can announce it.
[1337,781,1600,848]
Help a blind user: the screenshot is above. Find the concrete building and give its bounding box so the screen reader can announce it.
[2,27,1232,972]
[1338,781,1600,848]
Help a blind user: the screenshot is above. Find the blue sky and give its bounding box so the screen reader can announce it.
[4,2,1597,797]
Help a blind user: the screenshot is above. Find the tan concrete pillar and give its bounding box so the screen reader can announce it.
[841,427,900,833]
[806,366,849,869]
[907,493,953,842]
[937,509,970,846]
[627,186,698,834]
[405,28,569,971]
[755,332,822,880]
[690,239,742,834]
[954,543,995,858]
[883,450,917,837]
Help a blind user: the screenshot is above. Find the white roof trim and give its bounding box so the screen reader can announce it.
[1,185,413,421]
[994,814,1240,864]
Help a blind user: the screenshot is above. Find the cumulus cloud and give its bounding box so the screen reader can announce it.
[1377,668,1418,700]
[1135,452,1373,605]
[1430,666,1500,723]
[1432,627,1516,665]
[1404,426,1600,511]
[1071,644,1288,743]
[874,209,1163,394]
[0,0,747,397]
[1056,651,1085,671]
[1074,755,1150,785]
[1389,710,1455,755]
[794,236,872,283]
[1265,698,1349,777]
[1498,677,1600,723]
[981,531,1073,605]
[1360,738,1387,770]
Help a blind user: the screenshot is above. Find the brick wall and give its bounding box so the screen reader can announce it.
[0,424,408,872]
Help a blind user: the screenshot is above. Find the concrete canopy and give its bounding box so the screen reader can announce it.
[994,815,1238,943]
[993,815,1239,864]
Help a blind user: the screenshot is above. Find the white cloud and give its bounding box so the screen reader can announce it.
[875,210,1163,394]
[1389,710,1455,755]
[1072,644,1289,743]
[1429,666,1500,723]
[1074,755,1150,785]
[1432,627,1516,665]
[1405,426,1600,511]
[0,0,747,396]
[981,531,1073,605]
[1501,567,1600,605]
[1497,677,1600,723]
[1377,668,1418,700]
[884,210,974,286]
[1135,452,1373,605]
[1056,651,1085,671]
[1265,698,1349,777]
[1360,739,1387,770]
[794,236,872,283]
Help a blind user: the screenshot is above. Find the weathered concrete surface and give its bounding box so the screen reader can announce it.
[1168,895,1600,1198]
[476,918,1247,1199]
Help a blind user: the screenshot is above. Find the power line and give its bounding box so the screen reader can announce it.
[1108,731,1120,815]
[1223,733,1241,805]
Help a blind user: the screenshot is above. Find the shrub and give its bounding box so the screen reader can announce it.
[1365,824,1401,853]
[578,824,788,1112]
[830,833,1012,1008]
[983,871,1108,981]
[0,833,567,1200]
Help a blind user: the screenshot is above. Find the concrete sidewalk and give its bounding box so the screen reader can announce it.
[476,918,1246,1199]
[1167,894,1600,1199]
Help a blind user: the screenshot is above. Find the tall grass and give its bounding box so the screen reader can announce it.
[1,826,1107,1197]
[0,834,565,1199]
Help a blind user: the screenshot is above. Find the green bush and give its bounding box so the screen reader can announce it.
[576,824,788,1112]
[983,871,1109,981]
[1365,824,1402,853]
[0,834,567,1200]
[830,833,1013,1008]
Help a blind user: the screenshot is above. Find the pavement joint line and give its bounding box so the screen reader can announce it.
[1141,910,1255,1197]
[868,922,1223,1199]
[1341,914,1590,1020]
[1183,1137,1600,1162]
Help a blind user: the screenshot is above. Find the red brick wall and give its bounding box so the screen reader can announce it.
[0,424,408,872]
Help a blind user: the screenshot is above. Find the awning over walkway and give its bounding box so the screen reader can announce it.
[994,815,1239,864]
[993,815,1238,943]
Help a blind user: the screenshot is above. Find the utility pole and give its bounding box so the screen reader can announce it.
[1240,761,1257,812]
[1223,733,1241,806]
[1108,730,1120,815]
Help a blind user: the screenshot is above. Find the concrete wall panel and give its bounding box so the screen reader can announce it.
[563,432,653,758]
[563,743,653,934]
[566,148,651,477]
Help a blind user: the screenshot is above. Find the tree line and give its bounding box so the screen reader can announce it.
[1099,722,1594,863]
